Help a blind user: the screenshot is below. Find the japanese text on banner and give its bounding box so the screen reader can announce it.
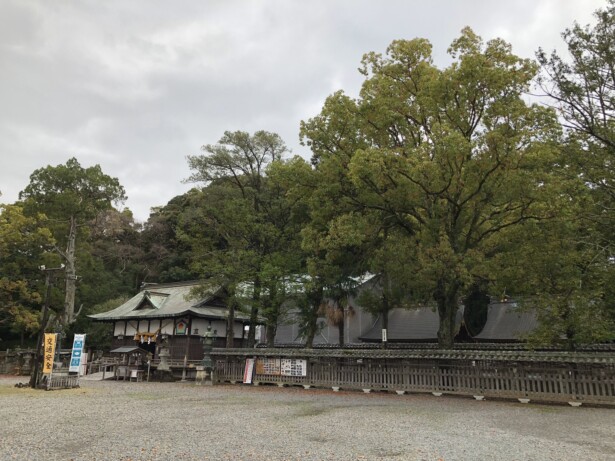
[42,333,57,374]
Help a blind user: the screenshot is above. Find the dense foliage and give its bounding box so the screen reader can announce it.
[1,4,614,350]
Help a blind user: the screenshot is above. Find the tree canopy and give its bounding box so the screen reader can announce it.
[185,130,303,347]
[19,157,127,328]
[2,5,615,350]
[301,28,562,347]
[0,205,55,341]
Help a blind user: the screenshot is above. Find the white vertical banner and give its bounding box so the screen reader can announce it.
[69,334,86,373]
[243,358,255,384]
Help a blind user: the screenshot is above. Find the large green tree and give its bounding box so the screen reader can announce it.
[266,157,325,347]
[301,211,373,346]
[537,1,614,174]
[301,29,561,348]
[0,205,55,344]
[19,158,126,328]
[492,206,615,348]
[186,131,301,347]
[538,1,614,237]
[140,191,204,284]
[275,155,370,347]
[533,1,615,344]
[87,208,145,294]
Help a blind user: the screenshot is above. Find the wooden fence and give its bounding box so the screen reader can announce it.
[212,348,615,406]
[45,373,80,390]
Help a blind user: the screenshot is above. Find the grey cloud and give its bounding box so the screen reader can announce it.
[0,0,607,220]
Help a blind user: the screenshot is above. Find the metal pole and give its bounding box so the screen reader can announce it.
[55,324,63,369]
[181,317,192,381]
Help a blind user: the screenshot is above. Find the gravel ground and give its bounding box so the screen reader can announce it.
[0,375,613,461]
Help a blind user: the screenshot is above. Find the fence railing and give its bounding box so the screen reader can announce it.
[212,348,615,406]
[45,373,80,390]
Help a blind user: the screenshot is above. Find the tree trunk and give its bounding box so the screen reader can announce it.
[63,216,77,326]
[562,300,577,351]
[266,324,277,347]
[265,296,282,347]
[305,324,316,348]
[304,286,323,349]
[224,287,236,349]
[304,303,319,349]
[437,303,456,349]
[226,299,235,348]
[247,277,261,348]
[337,312,345,347]
[30,276,53,388]
[435,280,460,349]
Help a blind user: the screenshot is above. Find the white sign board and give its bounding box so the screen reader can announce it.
[243,358,255,384]
[69,334,86,373]
[280,359,307,377]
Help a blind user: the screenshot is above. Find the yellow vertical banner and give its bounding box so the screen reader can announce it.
[42,333,57,374]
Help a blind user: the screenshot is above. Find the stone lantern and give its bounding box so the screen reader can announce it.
[152,333,174,382]
[22,352,33,375]
[196,326,215,385]
[157,334,171,372]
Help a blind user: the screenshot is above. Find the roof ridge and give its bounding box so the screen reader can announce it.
[144,290,170,297]
[140,280,203,290]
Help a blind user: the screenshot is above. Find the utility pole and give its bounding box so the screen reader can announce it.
[29,265,65,389]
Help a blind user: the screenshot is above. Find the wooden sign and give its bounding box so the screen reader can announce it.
[255,358,281,375]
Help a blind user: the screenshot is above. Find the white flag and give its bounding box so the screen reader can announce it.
[69,334,86,373]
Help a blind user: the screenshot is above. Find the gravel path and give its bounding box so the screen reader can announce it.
[0,375,613,461]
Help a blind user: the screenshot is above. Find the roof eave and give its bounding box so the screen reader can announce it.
[89,309,253,322]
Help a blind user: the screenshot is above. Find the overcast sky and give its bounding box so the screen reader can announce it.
[0,0,606,222]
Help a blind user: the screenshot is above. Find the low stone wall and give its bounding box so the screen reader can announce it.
[0,350,35,376]
[212,348,615,406]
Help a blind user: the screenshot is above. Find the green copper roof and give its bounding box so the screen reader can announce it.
[89,281,252,322]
